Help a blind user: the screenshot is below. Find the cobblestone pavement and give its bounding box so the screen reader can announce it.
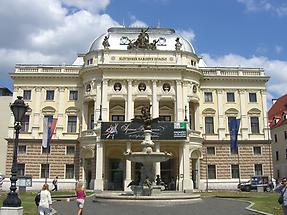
[52,197,262,215]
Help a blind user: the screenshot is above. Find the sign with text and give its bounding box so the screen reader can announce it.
[101,121,187,140]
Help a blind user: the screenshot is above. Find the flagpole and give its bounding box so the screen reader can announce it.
[237,146,241,184]
[45,147,49,184]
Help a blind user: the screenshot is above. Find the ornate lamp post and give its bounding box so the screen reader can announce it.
[3,96,28,207]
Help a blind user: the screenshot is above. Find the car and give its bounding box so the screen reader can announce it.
[238,176,272,192]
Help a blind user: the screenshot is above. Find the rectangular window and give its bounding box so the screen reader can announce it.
[23,90,31,100]
[254,164,263,176]
[66,146,75,155]
[18,145,27,154]
[159,115,172,122]
[65,164,75,179]
[17,164,25,176]
[285,131,287,140]
[227,92,235,102]
[249,93,257,102]
[253,146,261,155]
[204,92,213,102]
[21,115,30,132]
[205,117,214,134]
[41,164,49,178]
[276,151,279,161]
[274,134,278,142]
[208,165,216,179]
[111,115,125,122]
[46,90,54,100]
[207,147,215,155]
[69,90,78,100]
[90,114,94,129]
[285,149,287,159]
[67,116,77,132]
[251,117,259,134]
[231,164,240,179]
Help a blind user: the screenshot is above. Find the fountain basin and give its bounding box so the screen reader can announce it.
[124,151,172,163]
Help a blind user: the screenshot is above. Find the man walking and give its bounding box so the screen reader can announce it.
[52,176,58,191]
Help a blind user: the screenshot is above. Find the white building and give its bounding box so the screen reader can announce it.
[5,27,271,191]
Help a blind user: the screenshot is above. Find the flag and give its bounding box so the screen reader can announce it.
[42,118,57,148]
[229,119,240,152]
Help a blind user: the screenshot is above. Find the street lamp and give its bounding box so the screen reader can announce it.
[3,96,28,207]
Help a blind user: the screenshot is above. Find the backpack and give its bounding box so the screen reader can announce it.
[34,193,40,207]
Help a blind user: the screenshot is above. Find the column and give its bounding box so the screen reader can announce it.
[239,90,248,140]
[194,103,200,131]
[95,81,101,121]
[178,143,184,191]
[82,102,88,131]
[94,138,104,191]
[154,142,161,176]
[176,81,184,121]
[102,80,108,121]
[217,90,225,140]
[182,142,193,191]
[32,87,41,138]
[124,142,132,191]
[152,80,159,118]
[93,98,97,128]
[183,82,189,121]
[56,87,65,138]
[127,80,134,121]
[261,90,269,139]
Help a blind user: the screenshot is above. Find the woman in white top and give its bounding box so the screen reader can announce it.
[38,183,52,215]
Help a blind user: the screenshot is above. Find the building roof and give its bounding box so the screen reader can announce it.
[268,93,287,129]
[0,87,12,96]
[88,27,196,53]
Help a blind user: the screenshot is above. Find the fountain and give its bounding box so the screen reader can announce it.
[124,105,172,196]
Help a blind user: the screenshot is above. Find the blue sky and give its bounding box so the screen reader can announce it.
[0,0,287,104]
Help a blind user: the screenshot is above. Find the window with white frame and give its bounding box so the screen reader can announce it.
[18,145,27,154]
[250,117,259,134]
[65,164,75,179]
[254,164,263,175]
[227,92,235,102]
[208,165,216,179]
[46,90,54,100]
[41,164,49,178]
[67,116,77,132]
[69,90,78,100]
[111,115,125,122]
[249,92,257,102]
[205,117,214,134]
[17,164,25,176]
[23,90,31,100]
[21,115,30,132]
[253,146,261,155]
[231,164,240,178]
[66,146,75,155]
[204,92,213,102]
[207,147,215,155]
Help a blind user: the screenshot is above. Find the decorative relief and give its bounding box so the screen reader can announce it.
[138,82,146,92]
[113,82,122,92]
[162,83,171,92]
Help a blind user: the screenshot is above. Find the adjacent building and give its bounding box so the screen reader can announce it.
[5,27,271,191]
[268,94,287,180]
[0,87,12,176]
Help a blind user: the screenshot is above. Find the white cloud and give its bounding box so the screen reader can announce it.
[60,0,110,13]
[238,0,287,16]
[177,29,196,43]
[201,53,287,103]
[129,15,148,27]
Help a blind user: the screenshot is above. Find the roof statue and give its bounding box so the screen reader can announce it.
[102,35,110,50]
[175,37,182,51]
[126,27,159,50]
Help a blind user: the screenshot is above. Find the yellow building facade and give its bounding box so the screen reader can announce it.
[5,27,271,191]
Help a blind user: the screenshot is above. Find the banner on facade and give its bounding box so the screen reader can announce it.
[101,121,187,140]
[229,119,240,152]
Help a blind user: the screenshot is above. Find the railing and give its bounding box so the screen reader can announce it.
[81,129,97,137]
[15,65,81,74]
[201,67,264,77]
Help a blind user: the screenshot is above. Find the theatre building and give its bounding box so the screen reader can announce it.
[5,27,271,191]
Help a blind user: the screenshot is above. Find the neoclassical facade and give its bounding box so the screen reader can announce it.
[5,27,271,191]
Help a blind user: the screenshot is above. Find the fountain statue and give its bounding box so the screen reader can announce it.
[124,105,172,195]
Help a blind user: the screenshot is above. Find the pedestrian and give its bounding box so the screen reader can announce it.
[38,184,52,215]
[274,177,287,215]
[75,181,86,215]
[52,176,58,191]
